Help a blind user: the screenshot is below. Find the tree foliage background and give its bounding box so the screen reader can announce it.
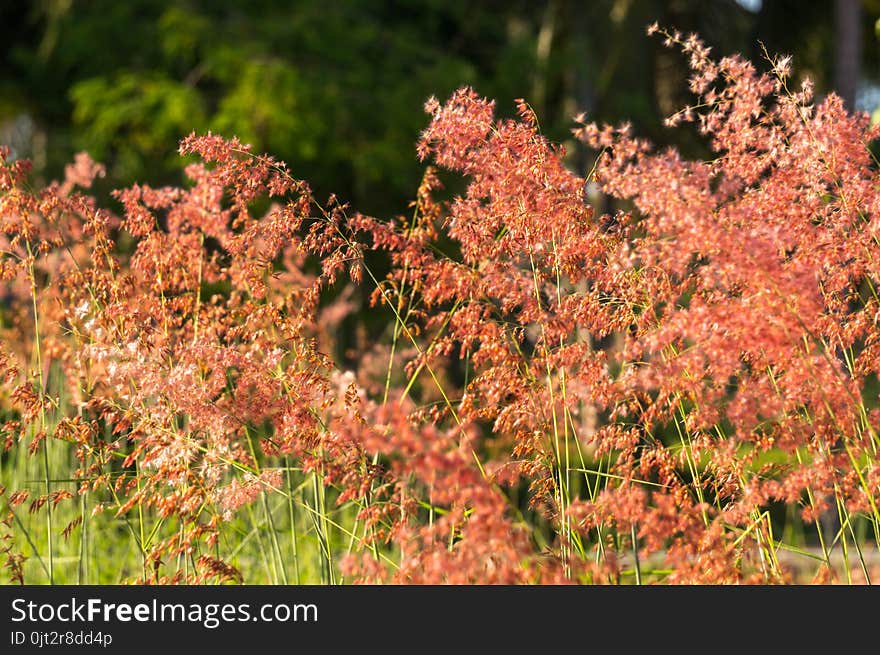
[2,0,880,215]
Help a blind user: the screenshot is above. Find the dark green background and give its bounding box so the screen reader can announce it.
[2,0,879,216]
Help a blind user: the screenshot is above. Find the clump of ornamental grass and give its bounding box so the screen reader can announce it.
[2,26,879,584]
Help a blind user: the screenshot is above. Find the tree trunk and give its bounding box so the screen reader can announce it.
[834,0,861,110]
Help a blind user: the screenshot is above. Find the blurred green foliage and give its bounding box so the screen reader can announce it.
[2,0,880,215]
